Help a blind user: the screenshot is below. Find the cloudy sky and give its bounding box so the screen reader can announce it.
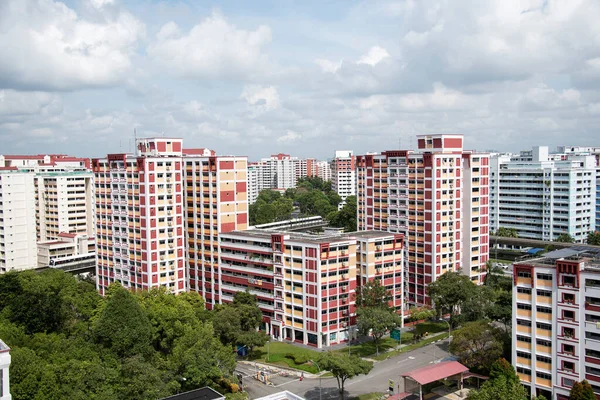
[1,0,599,160]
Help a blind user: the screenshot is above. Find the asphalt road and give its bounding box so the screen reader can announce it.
[237,339,451,400]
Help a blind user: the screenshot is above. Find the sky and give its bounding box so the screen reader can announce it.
[1,0,599,161]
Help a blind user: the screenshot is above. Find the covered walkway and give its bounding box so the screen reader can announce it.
[401,361,469,400]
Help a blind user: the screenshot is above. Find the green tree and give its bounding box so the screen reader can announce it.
[570,380,596,400]
[488,358,519,384]
[587,231,600,246]
[170,324,236,392]
[354,280,391,308]
[213,305,243,345]
[427,271,477,321]
[318,352,373,400]
[449,321,503,373]
[408,306,436,322]
[494,227,518,238]
[92,284,153,359]
[249,190,293,225]
[356,307,401,355]
[556,233,575,243]
[137,287,204,354]
[328,196,357,232]
[466,375,528,400]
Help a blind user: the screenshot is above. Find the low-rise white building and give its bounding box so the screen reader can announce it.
[0,339,11,400]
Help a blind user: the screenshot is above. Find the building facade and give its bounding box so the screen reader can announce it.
[0,339,10,400]
[512,248,600,399]
[93,139,248,297]
[331,151,356,205]
[490,147,596,243]
[218,229,404,348]
[93,138,187,295]
[0,154,95,273]
[0,170,38,273]
[357,134,490,307]
[184,152,248,308]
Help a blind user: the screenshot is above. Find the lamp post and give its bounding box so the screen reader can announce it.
[311,359,322,400]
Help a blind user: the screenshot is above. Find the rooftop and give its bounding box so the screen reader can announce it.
[401,361,469,386]
[160,387,224,400]
[0,339,10,352]
[514,246,600,271]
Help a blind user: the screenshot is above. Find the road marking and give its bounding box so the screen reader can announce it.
[273,379,301,388]
[397,356,415,364]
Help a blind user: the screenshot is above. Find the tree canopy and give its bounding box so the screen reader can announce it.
[570,380,596,400]
[317,352,373,400]
[555,233,575,243]
[0,271,239,400]
[249,190,294,225]
[587,231,600,246]
[494,227,518,238]
[427,271,477,321]
[328,195,357,232]
[467,359,528,400]
[449,321,504,374]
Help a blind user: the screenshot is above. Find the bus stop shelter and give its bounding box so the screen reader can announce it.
[401,361,469,399]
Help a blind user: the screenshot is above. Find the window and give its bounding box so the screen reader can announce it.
[563,310,575,321]
[536,289,552,297]
[536,371,551,380]
[517,319,532,327]
[537,338,552,347]
[518,287,532,294]
[536,322,551,330]
[517,351,532,359]
[563,344,575,355]
[517,367,531,375]
[536,355,552,364]
[517,303,532,310]
[563,293,575,304]
[537,306,552,314]
[563,327,575,338]
[563,276,576,287]
[563,361,575,372]
[537,273,553,281]
[518,271,532,278]
[517,335,532,343]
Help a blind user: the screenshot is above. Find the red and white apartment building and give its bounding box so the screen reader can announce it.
[93,138,248,296]
[512,248,600,400]
[357,134,490,307]
[218,229,404,348]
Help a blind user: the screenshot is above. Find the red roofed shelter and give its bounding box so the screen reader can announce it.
[401,361,469,399]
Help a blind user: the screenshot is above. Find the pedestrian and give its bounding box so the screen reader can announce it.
[300,372,304,382]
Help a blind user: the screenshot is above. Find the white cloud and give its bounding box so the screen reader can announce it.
[0,90,61,117]
[89,0,115,9]
[315,59,343,73]
[0,0,145,91]
[357,46,390,66]
[148,13,272,80]
[241,85,280,115]
[277,130,301,143]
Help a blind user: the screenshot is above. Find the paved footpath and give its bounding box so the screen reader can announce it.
[237,334,451,400]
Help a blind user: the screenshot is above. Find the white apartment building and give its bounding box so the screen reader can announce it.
[490,146,596,243]
[0,170,37,273]
[315,160,332,182]
[248,163,261,204]
[261,154,298,190]
[331,151,356,205]
[512,247,600,400]
[0,339,11,400]
[357,134,490,306]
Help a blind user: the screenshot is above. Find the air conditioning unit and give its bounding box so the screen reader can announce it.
[166,166,171,171]
[342,298,347,304]
[168,232,173,237]
[160,255,165,261]
[169,243,174,249]
[168,221,173,226]
[342,310,348,315]
[167,210,172,216]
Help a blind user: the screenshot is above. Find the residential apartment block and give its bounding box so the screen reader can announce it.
[0,154,94,273]
[93,138,248,297]
[217,229,404,348]
[357,134,490,307]
[0,339,10,400]
[184,151,248,308]
[331,151,356,205]
[512,247,600,399]
[490,146,596,243]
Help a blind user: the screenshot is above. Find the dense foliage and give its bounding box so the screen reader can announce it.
[354,280,401,355]
[0,270,245,400]
[588,231,600,246]
[249,177,356,232]
[493,227,518,238]
[317,352,373,400]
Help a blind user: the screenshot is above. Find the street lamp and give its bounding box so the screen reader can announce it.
[310,359,322,400]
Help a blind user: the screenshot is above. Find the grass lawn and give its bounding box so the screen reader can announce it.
[350,393,385,400]
[249,341,321,374]
[413,321,449,335]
